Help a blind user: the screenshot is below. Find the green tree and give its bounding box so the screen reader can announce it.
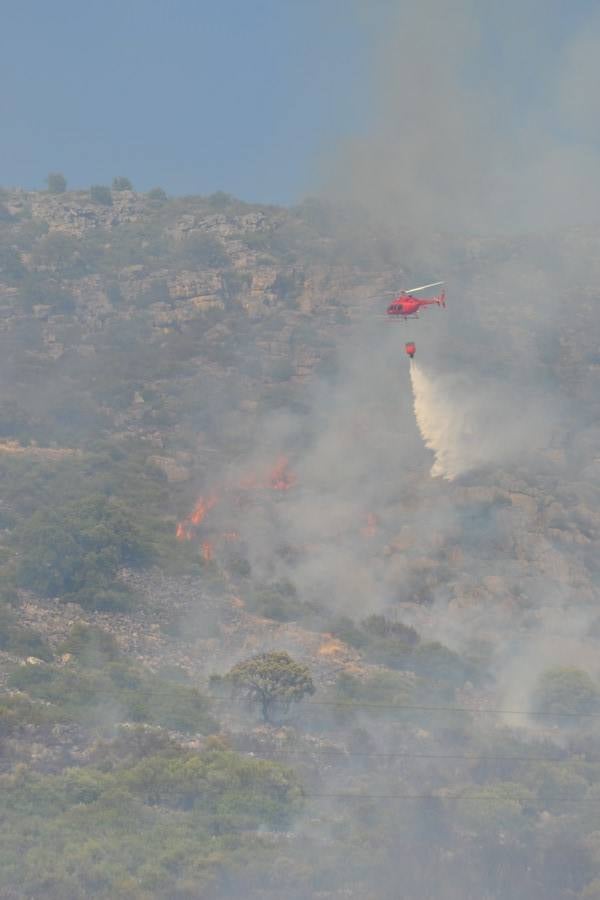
[18,273,75,313]
[32,231,86,276]
[178,232,228,268]
[222,651,315,722]
[0,604,52,660]
[534,666,600,717]
[16,494,150,606]
[147,186,167,202]
[112,176,133,191]
[46,172,67,193]
[58,623,120,667]
[0,245,25,281]
[207,190,234,209]
[90,184,113,205]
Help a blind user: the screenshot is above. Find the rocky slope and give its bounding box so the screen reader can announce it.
[2,187,600,898]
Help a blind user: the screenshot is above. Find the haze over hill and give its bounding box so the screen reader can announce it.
[3,1,600,897]
[0,178,600,898]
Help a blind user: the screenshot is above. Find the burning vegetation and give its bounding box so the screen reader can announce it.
[175,456,297,555]
[361,512,378,538]
[268,455,296,491]
[175,494,219,541]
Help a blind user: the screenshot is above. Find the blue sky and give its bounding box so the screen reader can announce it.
[1,0,368,202]
[2,1,599,206]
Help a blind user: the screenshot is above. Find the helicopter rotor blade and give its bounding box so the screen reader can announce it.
[365,291,398,300]
[404,281,444,293]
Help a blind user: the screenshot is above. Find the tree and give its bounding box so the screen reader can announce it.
[90,184,112,205]
[46,172,67,193]
[147,186,167,202]
[32,231,85,276]
[222,651,315,721]
[112,176,133,191]
[16,494,150,606]
[18,273,75,313]
[207,190,233,209]
[0,245,25,281]
[534,666,600,717]
[178,232,228,268]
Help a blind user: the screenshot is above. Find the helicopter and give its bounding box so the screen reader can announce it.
[384,281,446,320]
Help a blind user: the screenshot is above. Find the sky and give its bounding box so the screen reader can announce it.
[1,0,369,202]
[2,1,600,207]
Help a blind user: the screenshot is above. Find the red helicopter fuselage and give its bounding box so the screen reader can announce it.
[387,289,446,319]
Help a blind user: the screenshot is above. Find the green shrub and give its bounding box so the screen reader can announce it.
[0,746,301,897]
[112,176,133,191]
[0,399,36,441]
[327,615,420,670]
[9,657,216,734]
[0,604,53,660]
[16,494,151,605]
[147,186,167,202]
[207,191,234,209]
[335,669,414,706]
[534,667,600,717]
[178,232,228,268]
[58,623,120,667]
[0,694,64,735]
[105,281,124,305]
[272,269,305,301]
[0,245,25,281]
[362,615,419,645]
[270,358,296,382]
[18,273,75,312]
[90,185,113,206]
[410,641,477,688]
[32,231,87,276]
[248,579,317,622]
[46,172,67,193]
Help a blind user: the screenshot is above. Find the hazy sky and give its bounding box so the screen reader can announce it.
[1,0,368,202]
[2,1,600,205]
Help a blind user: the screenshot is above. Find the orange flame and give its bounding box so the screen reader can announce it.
[361,513,378,538]
[237,455,297,493]
[269,455,296,491]
[176,494,219,541]
[176,454,296,544]
[202,541,214,561]
[190,494,218,526]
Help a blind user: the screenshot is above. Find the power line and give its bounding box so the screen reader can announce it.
[8,686,600,720]
[209,696,600,719]
[301,791,600,803]
[230,747,575,763]
[4,690,593,764]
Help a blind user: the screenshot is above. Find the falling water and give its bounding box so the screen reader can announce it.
[409,361,474,480]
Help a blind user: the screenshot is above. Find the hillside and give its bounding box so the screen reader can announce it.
[1,185,600,899]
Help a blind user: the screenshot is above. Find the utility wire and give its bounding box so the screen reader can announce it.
[230,747,578,763]
[301,791,600,803]
[208,696,600,719]
[8,686,600,720]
